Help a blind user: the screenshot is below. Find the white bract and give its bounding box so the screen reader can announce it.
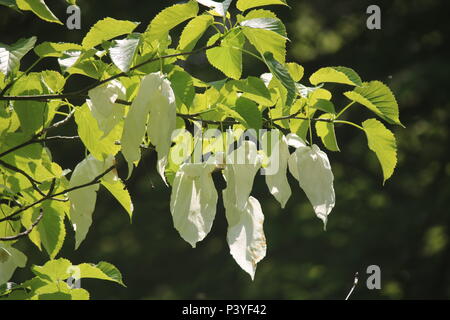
[288,139,335,228]
[261,130,291,208]
[195,0,232,17]
[68,155,116,249]
[121,72,176,183]
[170,163,218,248]
[87,80,126,136]
[0,245,27,286]
[223,141,262,210]
[222,141,266,279]
[224,196,266,281]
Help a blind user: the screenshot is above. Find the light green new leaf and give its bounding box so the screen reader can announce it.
[286,62,304,82]
[145,0,199,41]
[206,29,245,79]
[101,179,133,220]
[77,262,125,286]
[75,103,122,161]
[231,76,272,106]
[309,66,362,87]
[0,37,36,77]
[288,141,335,228]
[242,23,287,63]
[34,42,82,58]
[16,0,62,24]
[82,18,139,49]
[263,52,296,106]
[315,113,340,152]
[31,258,72,282]
[237,0,288,12]
[314,99,335,114]
[109,34,140,72]
[178,14,214,53]
[170,163,218,248]
[36,201,67,259]
[234,97,263,129]
[169,70,195,108]
[0,245,27,286]
[68,155,116,249]
[362,118,397,184]
[345,81,403,127]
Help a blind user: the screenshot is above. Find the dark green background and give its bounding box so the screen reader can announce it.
[1,0,449,299]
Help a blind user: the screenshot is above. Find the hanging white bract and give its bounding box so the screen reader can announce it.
[261,130,291,208]
[222,141,266,279]
[121,72,176,183]
[288,139,335,228]
[87,80,126,137]
[170,163,218,248]
[68,155,116,249]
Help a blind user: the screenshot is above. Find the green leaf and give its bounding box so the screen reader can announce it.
[101,179,133,220]
[314,99,335,114]
[109,34,141,72]
[242,22,287,63]
[231,76,273,106]
[345,81,403,127]
[77,262,125,286]
[10,72,52,135]
[178,14,214,53]
[237,0,288,12]
[169,70,195,108]
[235,97,263,129]
[31,258,72,282]
[315,114,339,152]
[145,0,199,41]
[34,42,82,58]
[0,0,18,10]
[74,103,122,161]
[0,37,37,77]
[206,29,245,80]
[16,0,62,24]
[310,66,362,87]
[0,245,27,286]
[82,18,139,49]
[362,118,397,184]
[263,52,296,106]
[286,62,304,82]
[37,201,67,259]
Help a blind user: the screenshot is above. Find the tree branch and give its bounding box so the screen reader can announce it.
[0,166,115,223]
[0,209,44,241]
[0,44,219,103]
[0,159,46,197]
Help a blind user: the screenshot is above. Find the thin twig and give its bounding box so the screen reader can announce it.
[0,208,44,241]
[345,272,359,300]
[0,166,115,223]
[0,159,46,197]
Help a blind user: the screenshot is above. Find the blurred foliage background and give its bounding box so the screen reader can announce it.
[1,0,449,299]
